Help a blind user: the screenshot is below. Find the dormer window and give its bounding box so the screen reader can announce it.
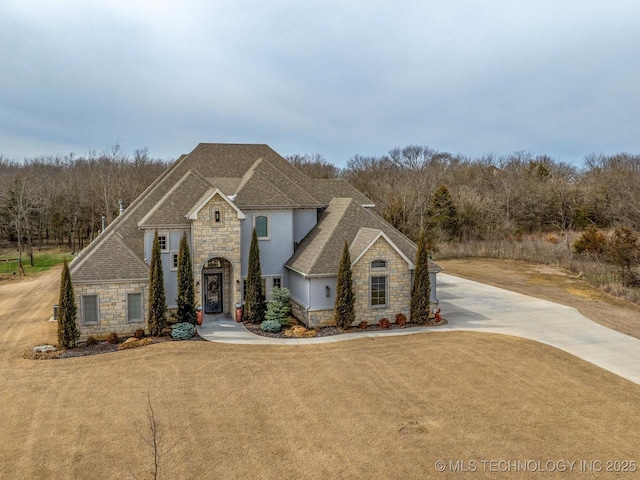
[254,214,270,239]
[371,259,387,270]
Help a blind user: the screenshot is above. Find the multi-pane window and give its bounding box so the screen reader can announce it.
[82,295,99,324]
[272,277,282,290]
[157,235,167,251]
[255,215,268,238]
[127,293,143,323]
[370,276,387,307]
[171,251,179,270]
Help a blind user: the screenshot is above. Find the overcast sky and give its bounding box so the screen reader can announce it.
[1,1,639,167]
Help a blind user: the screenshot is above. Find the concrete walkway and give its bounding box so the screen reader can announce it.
[197,273,640,384]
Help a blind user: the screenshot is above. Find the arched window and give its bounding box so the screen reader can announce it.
[371,259,387,269]
[254,215,269,239]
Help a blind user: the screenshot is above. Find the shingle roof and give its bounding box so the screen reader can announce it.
[70,143,385,283]
[71,232,149,282]
[138,170,212,228]
[285,198,442,276]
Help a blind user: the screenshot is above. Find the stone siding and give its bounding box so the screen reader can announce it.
[308,309,335,327]
[191,194,242,315]
[352,236,412,325]
[290,297,308,325]
[75,281,148,340]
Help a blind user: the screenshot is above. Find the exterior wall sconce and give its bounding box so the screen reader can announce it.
[326,286,330,297]
[196,281,200,293]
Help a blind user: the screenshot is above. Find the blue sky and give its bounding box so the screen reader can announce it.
[1,0,639,166]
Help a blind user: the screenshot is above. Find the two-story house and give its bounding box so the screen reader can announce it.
[69,143,441,339]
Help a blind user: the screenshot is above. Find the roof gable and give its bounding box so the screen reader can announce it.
[350,228,414,269]
[71,232,149,282]
[186,188,246,220]
[138,170,212,228]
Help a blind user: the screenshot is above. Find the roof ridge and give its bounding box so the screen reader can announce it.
[261,156,321,205]
[234,158,261,195]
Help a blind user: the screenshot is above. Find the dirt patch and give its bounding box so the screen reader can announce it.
[439,258,640,339]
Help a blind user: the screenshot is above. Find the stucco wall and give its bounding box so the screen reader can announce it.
[293,209,317,243]
[144,229,190,309]
[287,270,309,306]
[352,236,412,325]
[309,277,337,310]
[74,281,148,340]
[241,210,293,278]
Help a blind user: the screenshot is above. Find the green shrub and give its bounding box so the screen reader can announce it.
[171,322,196,340]
[260,320,281,333]
[265,287,291,325]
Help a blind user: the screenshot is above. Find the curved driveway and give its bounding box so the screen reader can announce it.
[436,273,640,384]
[198,273,640,385]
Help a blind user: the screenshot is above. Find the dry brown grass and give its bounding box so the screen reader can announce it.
[2,266,640,479]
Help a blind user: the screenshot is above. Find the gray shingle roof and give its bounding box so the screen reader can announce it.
[71,232,149,282]
[286,198,442,276]
[69,143,393,284]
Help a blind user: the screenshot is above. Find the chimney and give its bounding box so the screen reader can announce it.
[119,199,125,216]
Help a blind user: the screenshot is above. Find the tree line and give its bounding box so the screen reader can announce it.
[0,145,168,257]
[2,144,639,262]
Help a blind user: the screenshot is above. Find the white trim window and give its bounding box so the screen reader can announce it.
[127,292,143,323]
[170,251,179,271]
[253,214,270,240]
[370,275,387,308]
[157,234,168,252]
[82,294,99,325]
[242,275,283,302]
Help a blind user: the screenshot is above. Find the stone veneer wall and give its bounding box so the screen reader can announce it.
[74,281,148,340]
[308,309,335,327]
[352,236,412,325]
[191,194,242,315]
[290,297,308,325]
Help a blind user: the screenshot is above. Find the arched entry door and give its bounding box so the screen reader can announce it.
[204,272,223,314]
[201,257,233,315]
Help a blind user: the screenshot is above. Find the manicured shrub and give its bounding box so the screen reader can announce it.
[378,318,390,329]
[261,320,281,333]
[411,230,431,325]
[358,321,368,329]
[265,287,291,325]
[244,229,266,324]
[334,241,355,329]
[57,259,80,348]
[171,322,196,340]
[133,328,145,339]
[148,230,167,336]
[85,336,98,346]
[106,332,119,345]
[395,313,407,326]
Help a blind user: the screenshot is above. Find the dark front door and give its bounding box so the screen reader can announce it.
[204,273,223,314]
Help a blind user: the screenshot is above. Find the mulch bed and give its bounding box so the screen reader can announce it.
[243,318,448,339]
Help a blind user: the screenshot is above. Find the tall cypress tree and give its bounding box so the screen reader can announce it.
[244,228,265,324]
[410,230,432,325]
[148,230,167,335]
[57,258,80,348]
[334,241,355,329]
[176,232,196,324]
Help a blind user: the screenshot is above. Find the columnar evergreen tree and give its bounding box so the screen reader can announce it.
[57,258,80,348]
[244,228,265,324]
[410,230,432,325]
[334,241,355,329]
[148,230,167,335]
[176,232,196,324]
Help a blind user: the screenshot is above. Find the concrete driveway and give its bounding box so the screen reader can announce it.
[436,273,640,385]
